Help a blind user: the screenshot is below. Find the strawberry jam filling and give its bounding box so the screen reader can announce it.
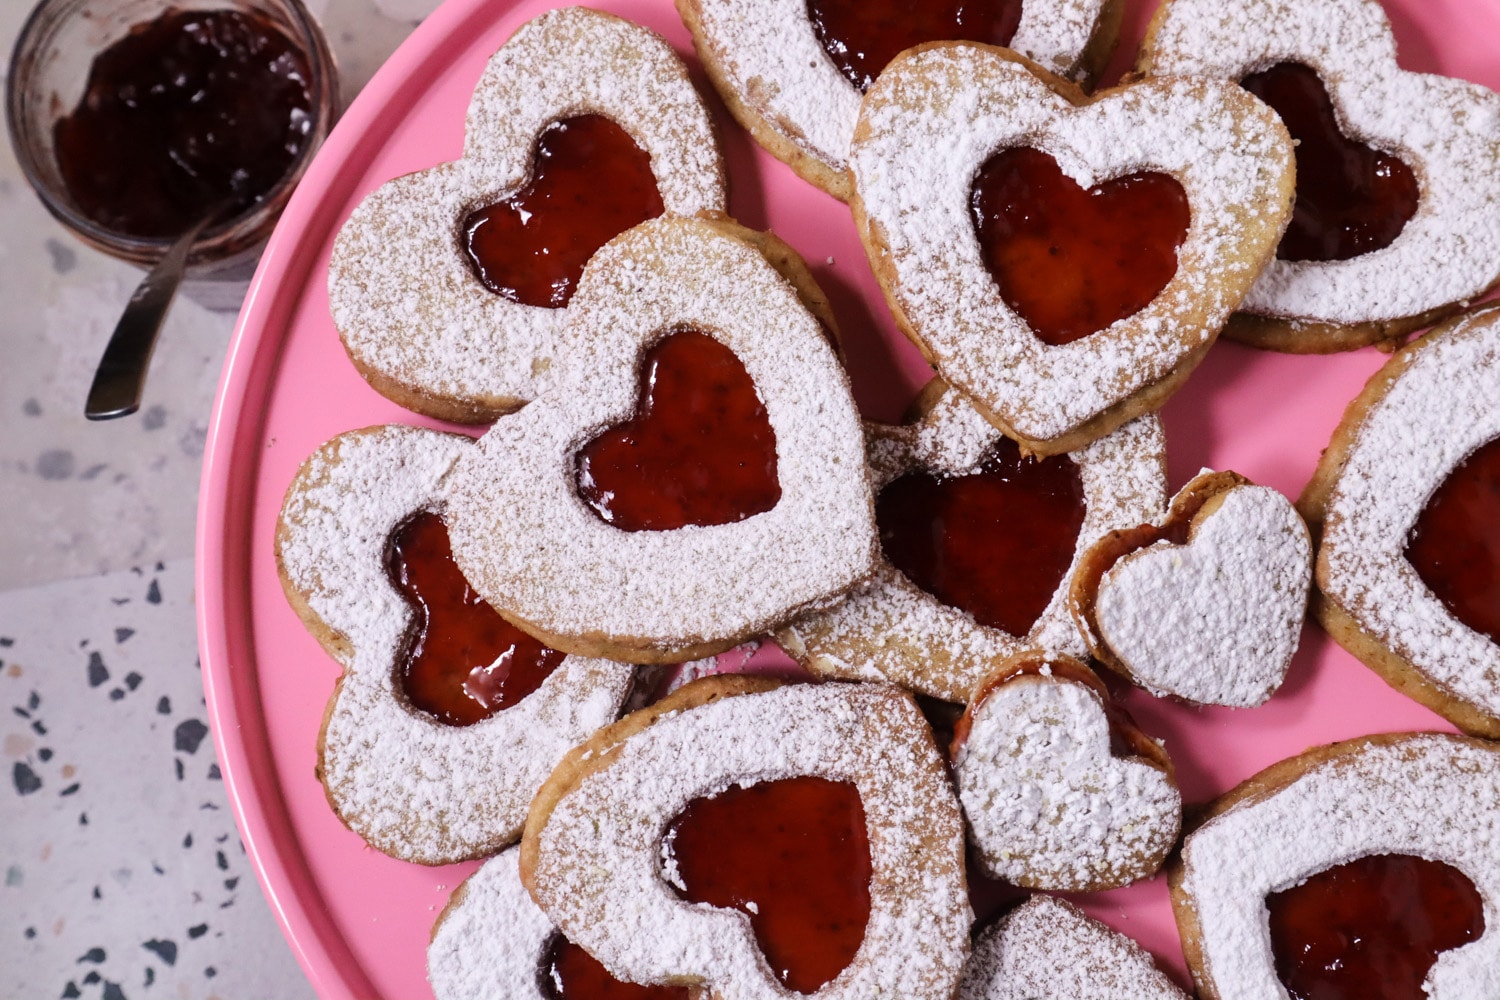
[877,437,1085,636]
[1406,436,1500,645]
[542,934,690,1000]
[970,146,1190,345]
[806,0,1022,93]
[386,511,564,726]
[577,329,781,532]
[464,114,664,308]
[1267,853,1484,1000]
[663,776,871,994]
[1240,62,1418,262]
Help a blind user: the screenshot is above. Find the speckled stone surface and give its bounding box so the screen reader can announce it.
[0,0,444,996]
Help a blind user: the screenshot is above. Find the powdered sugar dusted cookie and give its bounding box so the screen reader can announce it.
[676,0,1120,200]
[521,677,971,1000]
[275,425,635,863]
[446,217,876,664]
[1302,305,1500,738]
[1172,733,1500,1000]
[850,45,1294,454]
[952,653,1181,891]
[1072,470,1311,708]
[329,7,726,422]
[1140,0,1500,352]
[780,380,1165,703]
[959,896,1188,1000]
[430,846,698,1000]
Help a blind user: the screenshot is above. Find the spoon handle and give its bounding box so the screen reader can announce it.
[84,216,211,421]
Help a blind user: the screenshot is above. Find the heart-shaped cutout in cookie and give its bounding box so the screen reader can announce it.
[543,935,691,1000]
[464,114,665,308]
[1076,471,1312,708]
[387,511,565,726]
[1268,854,1485,1000]
[877,436,1085,635]
[971,146,1190,345]
[1405,436,1500,647]
[1240,63,1418,263]
[807,0,1023,93]
[665,776,872,993]
[952,653,1181,891]
[577,329,781,532]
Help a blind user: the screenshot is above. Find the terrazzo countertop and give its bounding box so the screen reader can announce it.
[1,1,442,996]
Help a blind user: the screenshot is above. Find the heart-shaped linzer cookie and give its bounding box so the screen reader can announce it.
[1076,471,1312,708]
[1140,0,1500,351]
[577,329,780,532]
[677,0,1118,200]
[1172,734,1500,1000]
[850,47,1294,453]
[445,217,875,664]
[329,8,725,422]
[1302,305,1500,737]
[952,654,1181,892]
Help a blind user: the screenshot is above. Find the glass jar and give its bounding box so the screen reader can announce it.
[6,0,338,311]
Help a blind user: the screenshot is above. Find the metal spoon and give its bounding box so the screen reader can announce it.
[84,212,217,421]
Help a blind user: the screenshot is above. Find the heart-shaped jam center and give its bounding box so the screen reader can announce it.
[664,776,871,994]
[576,329,781,532]
[970,147,1191,345]
[542,934,690,1000]
[877,437,1085,636]
[806,0,1022,93]
[463,114,664,308]
[1405,436,1500,644]
[386,511,564,726]
[1240,62,1418,263]
[1267,853,1484,1000]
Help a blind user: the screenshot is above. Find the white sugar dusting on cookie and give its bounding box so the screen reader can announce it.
[429,848,555,1000]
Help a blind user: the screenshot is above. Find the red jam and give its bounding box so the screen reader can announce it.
[1240,62,1419,262]
[463,115,663,308]
[806,0,1022,93]
[971,147,1191,345]
[877,437,1085,637]
[542,935,690,1000]
[1267,854,1484,1000]
[663,776,872,994]
[386,511,564,726]
[52,8,314,239]
[576,330,781,532]
[1405,436,1500,644]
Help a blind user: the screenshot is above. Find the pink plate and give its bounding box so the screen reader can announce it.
[196,0,1500,996]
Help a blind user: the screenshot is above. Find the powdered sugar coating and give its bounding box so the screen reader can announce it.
[445,218,876,660]
[428,848,554,1000]
[954,673,1181,890]
[960,896,1187,1000]
[275,425,635,863]
[1177,734,1500,1000]
[850,48,1293,445]
[329,7,726,418]
[1318,310,1500,721]
[780,386,1166,703]
[526,682,970,1000]
[1144,0,1500,326]
[1095,483,1311,707]
[682,0,1111,176]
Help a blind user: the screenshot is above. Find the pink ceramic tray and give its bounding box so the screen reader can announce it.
[196,0,1500,996]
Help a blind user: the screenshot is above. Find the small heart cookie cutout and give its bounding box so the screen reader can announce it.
[329,8,725,422]
[850,45,1294,453]
[1074,470,1312,708]
[678,0,1118,199]
[445,217,875,664]
[1172,734,1500,1000]
[1141,0,1500,351]
[952,654,1181,892]
[275,425,635,863]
